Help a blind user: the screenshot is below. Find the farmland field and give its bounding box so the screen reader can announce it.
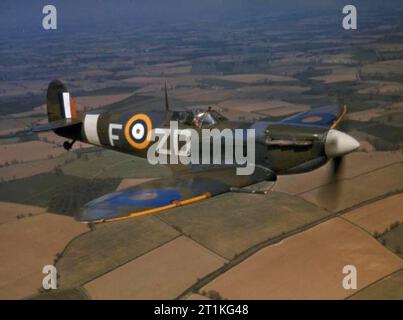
[0,141,65,165]
[56,216,180,288]
[1,1,403,300]
[349,269,403,300]
[61,149,170,179]
[0,214,87,299]
[201,218,403,299]
[0,172,121,215]
[160,191,330,259]
[344,193,403,234]
[0,201,46,224]
[379,224,403,258]
[300,162,403,212]
[84,236,226,299]
[274,152,403,195]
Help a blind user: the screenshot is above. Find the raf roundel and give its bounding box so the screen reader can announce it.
[124,114,152,149]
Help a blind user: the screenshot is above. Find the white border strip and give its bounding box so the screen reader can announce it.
[84,114,101,145]
[62,92,72,119]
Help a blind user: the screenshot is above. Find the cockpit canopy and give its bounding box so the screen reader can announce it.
[194,111,216,127]
[171,107,227,128]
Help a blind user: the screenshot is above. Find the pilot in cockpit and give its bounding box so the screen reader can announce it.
[193,106,216,128]
[175,106,222,128]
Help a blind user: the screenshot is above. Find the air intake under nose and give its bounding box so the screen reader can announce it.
[325,129,360,158]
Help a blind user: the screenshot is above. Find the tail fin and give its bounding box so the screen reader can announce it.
[31,80,81,133]
[47,80,78,122]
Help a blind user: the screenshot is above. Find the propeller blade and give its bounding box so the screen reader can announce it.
[322,156,343,207]
[332,156,343,177]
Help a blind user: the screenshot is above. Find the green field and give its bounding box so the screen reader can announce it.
[61,149,170,179]
[349,269,403,300]
[0,172,121,215]
[375,111,403,128]
[380,224,403,258]
[56,216,180,288]
[360,123,403,144]
[159,191,330,259]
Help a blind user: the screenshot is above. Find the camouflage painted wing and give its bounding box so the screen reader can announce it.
[280,105,346,129]
[76,165,274,223]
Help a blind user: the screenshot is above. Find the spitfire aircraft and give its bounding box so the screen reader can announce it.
[32,80,360,223]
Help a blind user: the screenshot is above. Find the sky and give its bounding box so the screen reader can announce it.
[0,0,402,36]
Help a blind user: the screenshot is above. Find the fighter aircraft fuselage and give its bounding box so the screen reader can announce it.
[54,108,332,176]
[32,80,360,222]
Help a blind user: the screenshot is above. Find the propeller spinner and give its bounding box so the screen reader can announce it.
[324,129,360,159]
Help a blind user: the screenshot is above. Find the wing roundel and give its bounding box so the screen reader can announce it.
[281,105,346,129]
[76,166,273,223]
